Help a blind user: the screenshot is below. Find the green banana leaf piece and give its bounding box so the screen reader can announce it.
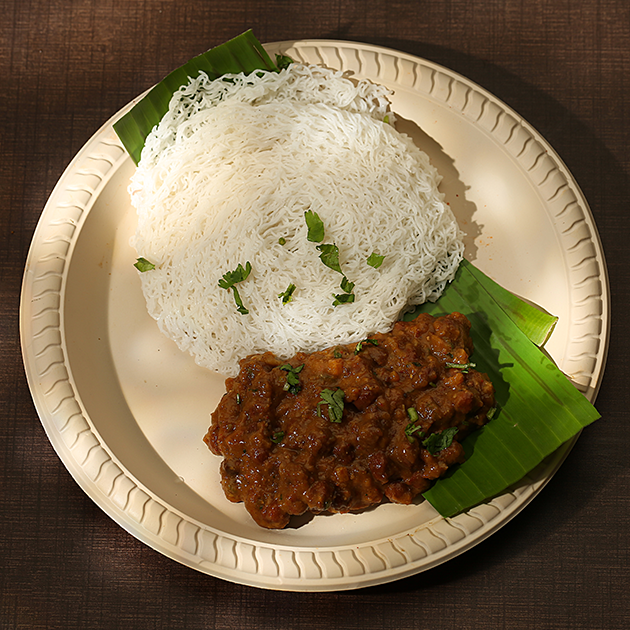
[404,260,600,517]
[113,30,278,165]
[467,262,558,346]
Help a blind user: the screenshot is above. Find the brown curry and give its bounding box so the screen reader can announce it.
[204,312,495,529]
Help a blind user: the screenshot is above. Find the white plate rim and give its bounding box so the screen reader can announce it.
[20,39,610,591]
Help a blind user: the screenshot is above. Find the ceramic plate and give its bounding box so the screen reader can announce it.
[20,40,609,591]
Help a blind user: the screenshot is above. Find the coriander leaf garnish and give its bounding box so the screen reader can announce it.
[231,287,249,315]
[422,427,458,454]
[134,257,155,272]
[333,276,356,306]
[332,292,355,306]
[445,361,476,373]
[278,283,296,304]
[355,338,378,354]
[270,430,285,444]
[405,425,425,443]
[405,424,425,443]
[340,276,355,293]
[367,252,385,269]
[304,210,325,243]
[316,243,342,272]
[317,388,345,423]
[404,407,425,443]
[278,237,286,245]
[280,363,304,394]
[275,53,293,70]
[315,244,358,306]
[218,262,252,289]
[218,262,252,315]
[305,218,356,305]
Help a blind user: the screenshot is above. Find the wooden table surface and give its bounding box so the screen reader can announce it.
[2,1,628,628]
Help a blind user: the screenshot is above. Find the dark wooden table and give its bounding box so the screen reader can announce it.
[2,1,628,628]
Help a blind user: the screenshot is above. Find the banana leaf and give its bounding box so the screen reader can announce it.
[404,260,600,517]
[113,30,278,165]
[463,262,558,346]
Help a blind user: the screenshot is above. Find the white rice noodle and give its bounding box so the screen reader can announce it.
[130,63,464,376]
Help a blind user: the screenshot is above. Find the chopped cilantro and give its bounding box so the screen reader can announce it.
[422,427,458,454]
[278,283,296,304]
[333,349,343,358]
[278,237,286,245]
[316,243,342,273]
[134,257,155,272]
[218,262,252,315]
[218,261,252,289]
[332,292,355,306]
[404,407,425,443]
[367,252,385,268]
[317,388,345,423]
[270,430,285,444]
[231,286,249,315]
[304,210,325,243]
[280,363,304,394]
[275,53,293,70]
[332,273,356,305]
[405,424,425,443]
[355,338,378,354]
[445,361,476,373]
[340,276,355,293]
[306,222,357,304]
